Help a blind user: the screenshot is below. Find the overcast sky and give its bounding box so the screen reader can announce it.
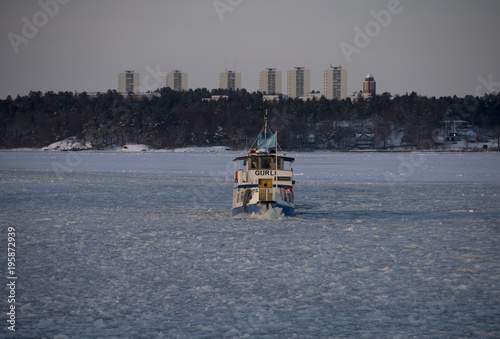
[1,0,499,99]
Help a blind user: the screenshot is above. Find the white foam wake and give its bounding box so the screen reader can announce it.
[249,207,284,219]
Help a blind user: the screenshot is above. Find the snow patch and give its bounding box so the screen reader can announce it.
[120,144,151,152]
[42,137,90,151]
[173,146,231,153]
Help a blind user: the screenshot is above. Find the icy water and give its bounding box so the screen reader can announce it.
[1,151,499,338]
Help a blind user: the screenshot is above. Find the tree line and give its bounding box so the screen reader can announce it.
[1,88,499,150]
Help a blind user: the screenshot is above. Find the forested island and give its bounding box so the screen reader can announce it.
[1,88,499,150]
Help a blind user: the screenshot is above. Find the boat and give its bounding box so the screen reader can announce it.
[232,112,295,216]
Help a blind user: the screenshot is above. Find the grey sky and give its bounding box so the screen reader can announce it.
[1,0,499,99]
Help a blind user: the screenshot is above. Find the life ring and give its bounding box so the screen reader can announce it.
[284,186,293,194]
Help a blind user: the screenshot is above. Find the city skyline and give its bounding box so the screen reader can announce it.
[1,1,500,99]
[119,66,350,99]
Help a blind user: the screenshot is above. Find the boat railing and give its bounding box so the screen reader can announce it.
[259,188,274,202]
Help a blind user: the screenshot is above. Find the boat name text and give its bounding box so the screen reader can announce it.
[254,170,276,176]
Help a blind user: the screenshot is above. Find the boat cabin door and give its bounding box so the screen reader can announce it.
[258,179,274,202]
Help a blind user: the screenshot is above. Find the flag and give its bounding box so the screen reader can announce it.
[257,133,276,151]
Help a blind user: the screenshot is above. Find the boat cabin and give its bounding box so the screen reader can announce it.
[234,153,293,179]
[234,154,294,193]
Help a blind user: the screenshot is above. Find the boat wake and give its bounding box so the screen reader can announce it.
[231,206,286,220]
[249,206,284,219]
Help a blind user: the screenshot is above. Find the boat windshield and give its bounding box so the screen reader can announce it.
[246,156,292,171]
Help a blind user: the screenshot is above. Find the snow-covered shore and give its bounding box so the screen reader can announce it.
[38,136,498,153]
[40,137,232,153]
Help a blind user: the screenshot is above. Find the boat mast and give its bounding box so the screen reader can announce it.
[275,130,278,189]
[264,110,268,139]
[246,110,275,152]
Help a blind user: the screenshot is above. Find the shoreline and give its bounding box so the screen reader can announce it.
[1,147,498,153]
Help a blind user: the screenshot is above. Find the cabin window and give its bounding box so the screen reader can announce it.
[246,157,288,170]
[276,158,283,170]
[261,157,271,169]
[249,159,258,169]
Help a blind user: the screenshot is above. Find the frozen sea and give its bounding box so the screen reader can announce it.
[1,150,500,338]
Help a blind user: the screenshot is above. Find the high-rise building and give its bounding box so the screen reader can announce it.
[219,70,241,90]
[166,70,188,91]
[259,68,282,95]
[363,73,376,96]
[324,66,347,100]
[118,70,140,93]
[287,67,310,99]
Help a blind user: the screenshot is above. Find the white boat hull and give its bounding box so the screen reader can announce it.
[232,185,295,216]
[232,201,295,216]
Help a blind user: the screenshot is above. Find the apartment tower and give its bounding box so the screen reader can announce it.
[166,70,188,91]
[363,73,376,96]
[324,66,347,100]
[219,70,241,90]
[259,68,282,95]
[287,67,310,98]
[118,70,140,94]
